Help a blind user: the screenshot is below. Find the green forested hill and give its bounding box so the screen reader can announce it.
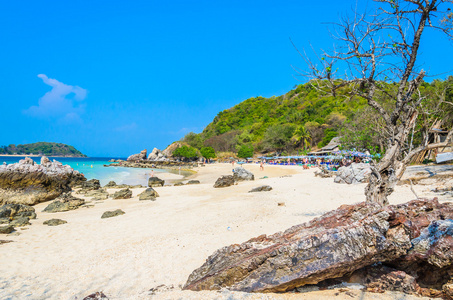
[182,82,368,156]
[0,142,87,157]
[180,78,453,158]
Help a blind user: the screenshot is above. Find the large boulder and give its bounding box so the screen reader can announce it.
[111,188,132,199]
[334,163,371,184]
[138,188,159,200]
[213,175,235,188]
[43,193,85,213]
[148,148,167,161]
[127,149,147,162]
[80,179,101,191]
[183,199,453,296]
[148,177,164,187]
[0,157,86,205]
[0,203,36,226]
[233,167,254,182]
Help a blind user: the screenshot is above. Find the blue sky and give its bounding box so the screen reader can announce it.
[1,0,452,157]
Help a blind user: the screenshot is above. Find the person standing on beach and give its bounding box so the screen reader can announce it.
[151,169,154,177]
[260,160,264,171]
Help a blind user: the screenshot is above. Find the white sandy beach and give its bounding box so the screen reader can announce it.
[0,163,444,300]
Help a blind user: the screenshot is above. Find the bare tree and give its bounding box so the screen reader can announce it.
[299,0,453,205]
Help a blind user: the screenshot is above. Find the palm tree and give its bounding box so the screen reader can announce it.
[291,126,311,150]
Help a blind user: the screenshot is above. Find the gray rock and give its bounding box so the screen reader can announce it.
[43,193,85,213]
[80,179,101,191]
[0,225,14,234]
[174,182,185,186]
[0,203,36,219]
[334,163,371,184]
[0,158,85,205]
[101,209,125,219]
[111,188,132,199]
[248,185,272,193]
[187,180,200,185]
[233,167,254,182]
[9,217,30,226]
[138,188,159,200]
[213,175,235,188]
[127,149,147,161]
[148,177,164,187]
[40,156,51,166]
[148,148,168,162]
[43,218,67,226]
[104,181,117,187]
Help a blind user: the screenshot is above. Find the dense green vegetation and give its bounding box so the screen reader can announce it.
[180,78,453,157]
[200,147,216,160]
[0,142,86,157]
[172,145,199,160]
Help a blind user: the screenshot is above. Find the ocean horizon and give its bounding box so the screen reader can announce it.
[1,156,170,186]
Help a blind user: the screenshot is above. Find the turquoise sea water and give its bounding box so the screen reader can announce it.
[0,156,169,186]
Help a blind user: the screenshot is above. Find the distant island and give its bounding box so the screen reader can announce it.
[0,142,87,157]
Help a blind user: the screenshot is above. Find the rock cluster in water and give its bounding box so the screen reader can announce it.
[184,198,453,298]
[0,156,85,205]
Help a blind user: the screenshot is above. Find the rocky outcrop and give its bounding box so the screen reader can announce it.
[138,188,159,200]
[334,163,371,184]
[162,142,182,157]
[148,177,164,187]
[148,148,167,161]
[0,157,85,205]
[80,179,101,191]
[43,219,67,226]
[213,175,235,188]
[43,193,85,213]
[184,199,453,298]
[111,188,132,199]
[0,203,36,227]
[248,185,272,193]
[233,167,254,182]
[127,149,147,162]
[101,209,125,219]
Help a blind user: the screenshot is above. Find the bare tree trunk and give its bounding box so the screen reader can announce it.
[365,112,418,205]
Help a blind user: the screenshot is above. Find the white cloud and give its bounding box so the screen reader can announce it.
[24,74,87,122]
